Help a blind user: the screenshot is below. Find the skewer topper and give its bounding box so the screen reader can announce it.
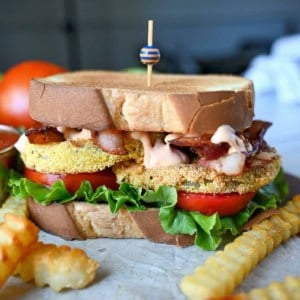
[139,20,160,87]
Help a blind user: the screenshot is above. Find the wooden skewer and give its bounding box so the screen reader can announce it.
[148,20,153,46]
[147,65,153,87]
[139,19,160,87]
[147,20,154,87]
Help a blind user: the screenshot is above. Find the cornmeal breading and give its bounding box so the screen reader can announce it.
[114,149,281,194]
[21,139,142,174]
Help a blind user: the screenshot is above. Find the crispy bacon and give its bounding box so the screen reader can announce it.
[169,120,272,161]
[92,129,128,155]
[169,134,211,147]
[242,120,272,155]
[192,143,230,160]
[25,126,65,144]
[244,120,272,140]
[169,134,230,160]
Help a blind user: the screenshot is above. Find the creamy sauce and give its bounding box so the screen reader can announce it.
[209,125,250,175]
[57,127,92,141]
[164,133,183,143]
[211,125,252,154]
[208,152,246,175]
[14,133,28,153]
[131,132,189,169]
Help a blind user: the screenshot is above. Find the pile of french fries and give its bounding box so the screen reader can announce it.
[180,195,300,299]
[0,197,99,292]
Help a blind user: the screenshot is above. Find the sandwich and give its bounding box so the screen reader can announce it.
[10,71,287,250]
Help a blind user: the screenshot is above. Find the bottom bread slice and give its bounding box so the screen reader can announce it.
[28,198,194,246]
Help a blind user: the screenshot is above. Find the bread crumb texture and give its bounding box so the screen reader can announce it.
[68,203,144,238]
[114,148,281,194]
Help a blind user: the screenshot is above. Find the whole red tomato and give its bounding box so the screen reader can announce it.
[0,61,66,128]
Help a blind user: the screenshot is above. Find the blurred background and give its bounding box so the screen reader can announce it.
[1,0,300,74]
[0,0,300,175]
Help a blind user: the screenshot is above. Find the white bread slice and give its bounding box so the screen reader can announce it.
[28,199,194,247]
[29,71,254,134]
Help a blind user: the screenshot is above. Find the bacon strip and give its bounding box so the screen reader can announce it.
[25,126,65,144]
[169,134,211,148]
[92,129,128,155]
[242,120,272,155]
[169,120,271,161]
[191,143,230,160]
[169,134,230,160]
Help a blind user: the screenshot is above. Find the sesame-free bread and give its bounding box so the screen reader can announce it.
[28,198,194,247]
[29,71,254,134]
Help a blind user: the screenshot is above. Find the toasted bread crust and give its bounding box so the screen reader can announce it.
[28,199,194,246]
[29,71,254,134]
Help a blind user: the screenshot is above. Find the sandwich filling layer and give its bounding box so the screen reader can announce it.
[16,120,280,195]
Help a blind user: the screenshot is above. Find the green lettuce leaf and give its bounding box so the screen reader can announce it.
[159,207,198,235]
[7,168,288,251]
[8,173,176,212]
[159,169,288,250]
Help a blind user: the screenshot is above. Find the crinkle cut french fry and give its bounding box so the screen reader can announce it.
[14,241,100,292]
[0,196,28,223]
[180,195,300,300]
[228,276,300,300]
[0,214,39,288]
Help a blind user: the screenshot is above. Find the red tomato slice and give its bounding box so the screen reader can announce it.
[177,191,256,216]
[24,167,118,193]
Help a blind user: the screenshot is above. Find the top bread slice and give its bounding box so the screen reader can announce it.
[29,71,254,134]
